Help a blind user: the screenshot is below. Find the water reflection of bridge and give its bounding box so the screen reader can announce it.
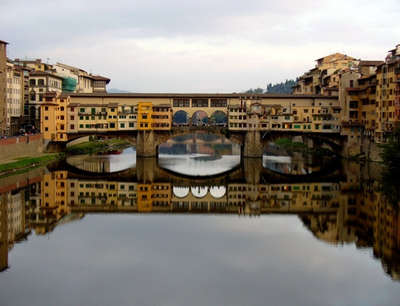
[1,161,400,280]
[59,157,342,185]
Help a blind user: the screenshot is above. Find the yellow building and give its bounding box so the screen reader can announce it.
[118,104,137,131]
[376,45,400,142]
[40,93,341,142]
[137,102,153,130]
[0,40,8,136]
[151,104,172,130]
[41,93,68,141]
[294,53,357,96]
[137,184,153,212]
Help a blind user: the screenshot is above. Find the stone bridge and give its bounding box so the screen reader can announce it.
[42,93,346,157]
[61,126,343,159]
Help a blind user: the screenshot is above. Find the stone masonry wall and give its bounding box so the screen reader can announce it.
[0,134,43,161]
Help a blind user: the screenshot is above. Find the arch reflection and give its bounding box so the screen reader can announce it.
[2,158,400,282]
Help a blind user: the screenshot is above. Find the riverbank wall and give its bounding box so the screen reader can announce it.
[0,134,43,162]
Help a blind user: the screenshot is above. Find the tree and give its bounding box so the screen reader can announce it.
[243,79,297,94]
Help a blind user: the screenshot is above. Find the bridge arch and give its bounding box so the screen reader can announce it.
[173,110,189,126]
[191,110,209,126]
[191,186,208,198]
[173,186,190,198]
[210,110,228,126]
[209,186,226,198]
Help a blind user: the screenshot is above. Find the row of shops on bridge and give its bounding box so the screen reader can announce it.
[40,93,342,142]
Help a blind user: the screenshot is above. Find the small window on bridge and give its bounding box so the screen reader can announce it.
[173,98,190,107]
[192,98,208,107]
[210,98,227,107]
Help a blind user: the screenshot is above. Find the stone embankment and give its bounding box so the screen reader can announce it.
[0,134,43,162]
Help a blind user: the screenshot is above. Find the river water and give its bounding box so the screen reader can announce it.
[0,143,400,306]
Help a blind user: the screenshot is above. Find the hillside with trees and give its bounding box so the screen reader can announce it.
[244,79,296,94]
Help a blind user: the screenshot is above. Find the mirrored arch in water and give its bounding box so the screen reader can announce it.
[158,133,241,177]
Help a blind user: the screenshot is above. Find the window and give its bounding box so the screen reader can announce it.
[173,98,190,107]
[80,108,85,113]
[70,116,74,120]
[70,124,75,130]
[45,106,48,111]
[210,98,227,107]
[120,123,125,128]
[192,98,208,107]
[349,101,358,109]
[110,123,115,128]
[45,116,48,120]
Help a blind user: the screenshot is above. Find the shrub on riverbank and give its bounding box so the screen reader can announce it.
[66,138,130,155]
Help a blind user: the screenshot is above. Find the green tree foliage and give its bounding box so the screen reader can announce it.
[244,79,296,94]
[244,87,264,94]
[266,79,296,94]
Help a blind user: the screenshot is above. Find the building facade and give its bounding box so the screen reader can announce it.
[293,53,358,96]
[0,40,8,136]
[40,93,341,142]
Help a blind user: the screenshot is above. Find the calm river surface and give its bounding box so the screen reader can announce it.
[1,142,400,306]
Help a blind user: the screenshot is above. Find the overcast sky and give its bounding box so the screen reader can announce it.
[1,0,399,92]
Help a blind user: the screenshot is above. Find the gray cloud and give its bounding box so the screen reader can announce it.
[1,0,399,91]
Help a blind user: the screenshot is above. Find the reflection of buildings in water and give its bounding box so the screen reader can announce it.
[1,167,400,281]
[0,189,29,272]
[66,155,111,173]
[263,152,320,175]
[83,157,110,173]
[0,193,8,271]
